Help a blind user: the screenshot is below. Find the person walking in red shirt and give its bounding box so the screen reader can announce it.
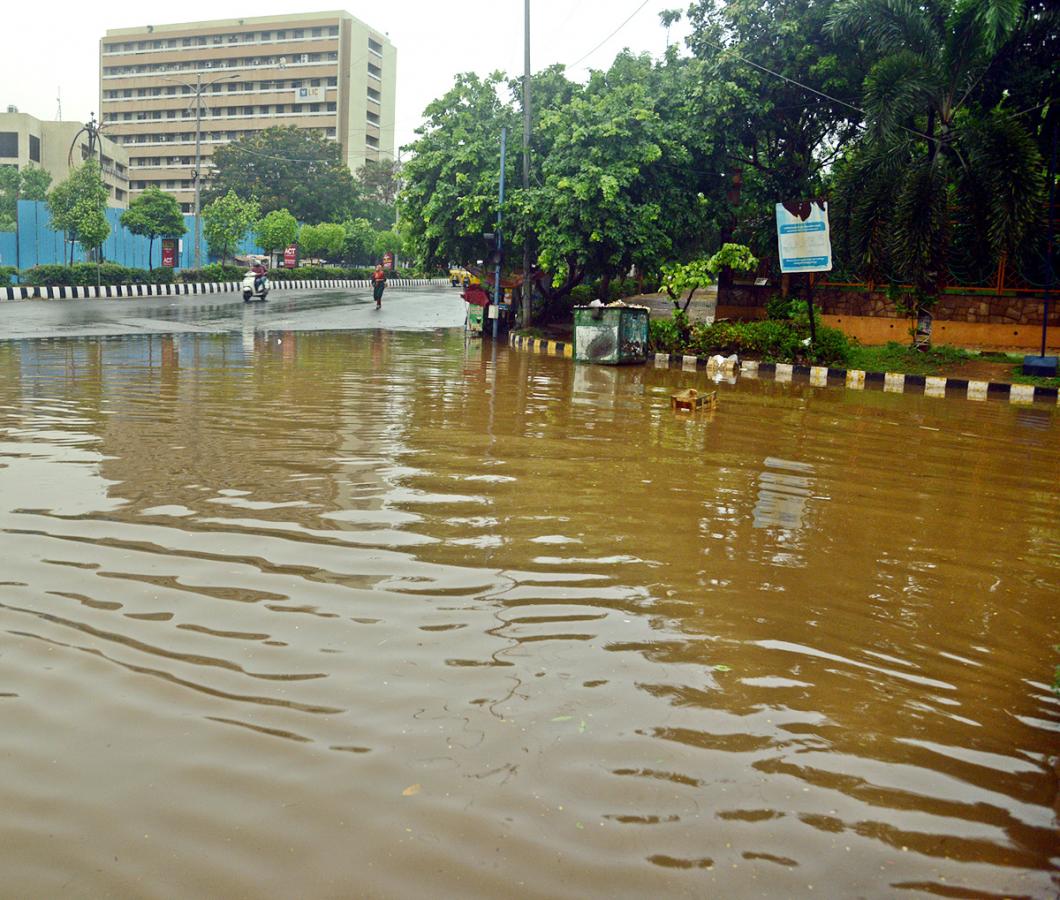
[372,264,387,308]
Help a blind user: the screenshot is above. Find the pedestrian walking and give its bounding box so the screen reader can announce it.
[372,264,387,308]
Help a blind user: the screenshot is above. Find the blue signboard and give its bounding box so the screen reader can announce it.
[776,201,832,273]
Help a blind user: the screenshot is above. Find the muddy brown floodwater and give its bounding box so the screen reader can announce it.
[0,330,1057,899]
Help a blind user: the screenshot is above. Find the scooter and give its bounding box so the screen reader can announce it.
[242,271,269,302]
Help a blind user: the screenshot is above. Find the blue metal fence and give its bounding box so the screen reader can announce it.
[9,200,261,274]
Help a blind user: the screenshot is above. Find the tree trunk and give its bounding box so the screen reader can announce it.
[600,272,611,303]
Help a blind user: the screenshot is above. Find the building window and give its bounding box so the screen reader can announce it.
[0,132,20,158]
[368,63,382,79]
[368,38,383,54]
[366,135,379,148]
[367,87,381,102]
[328,26,339,36]
[29,135,41,162]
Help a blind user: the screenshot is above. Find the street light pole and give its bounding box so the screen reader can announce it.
[521,0,532,328]
[193,72,203,271]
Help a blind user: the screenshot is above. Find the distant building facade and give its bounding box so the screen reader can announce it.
[0,108,130,207]
[99,11,397,212]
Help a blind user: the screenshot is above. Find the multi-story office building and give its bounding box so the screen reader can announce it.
[99,11,396,212]
[0,108,129,207]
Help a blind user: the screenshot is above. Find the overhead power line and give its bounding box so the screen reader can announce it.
[566,0,651,70]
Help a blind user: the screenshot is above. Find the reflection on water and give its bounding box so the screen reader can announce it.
[0,330,1057,898]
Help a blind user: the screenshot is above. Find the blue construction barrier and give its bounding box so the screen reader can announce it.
[9,200,261,274]
[0,230,16,270]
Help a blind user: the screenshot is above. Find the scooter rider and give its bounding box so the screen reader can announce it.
[251,260,268,293]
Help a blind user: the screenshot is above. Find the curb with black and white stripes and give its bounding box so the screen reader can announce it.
[0,278,447,302]
[509,332,1060,406]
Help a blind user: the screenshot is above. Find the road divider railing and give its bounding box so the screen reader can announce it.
[510,331,1060,406]
[0,278,449,301]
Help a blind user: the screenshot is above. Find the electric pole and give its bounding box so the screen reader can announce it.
[521,0,532,328]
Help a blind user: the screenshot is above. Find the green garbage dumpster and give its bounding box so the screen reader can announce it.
[573,303,650,365]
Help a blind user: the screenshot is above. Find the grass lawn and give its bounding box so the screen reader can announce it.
[847,342,973,375]
[846,342,1060,388]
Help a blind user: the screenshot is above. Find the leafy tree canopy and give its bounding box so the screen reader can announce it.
[399,72,520,271]
[298,222,346,261]
[120,186,186,269]
[0,166,53,230]
[827,0,1046,296]
[204,127,357,223]
[255,208,299,255]
[47,161,110,261]
[203,190,259,265]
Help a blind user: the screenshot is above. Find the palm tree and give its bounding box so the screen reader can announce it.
[827,0,1045,313]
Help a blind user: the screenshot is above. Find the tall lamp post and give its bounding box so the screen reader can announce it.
[163,72,238,269]
[521,0,532,328]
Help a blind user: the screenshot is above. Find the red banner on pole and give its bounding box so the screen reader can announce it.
[161,238,178,268]
[284,245,298,268]
[383,251,394,270]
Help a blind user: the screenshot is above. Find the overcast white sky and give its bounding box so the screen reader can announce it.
[4,1,692,152]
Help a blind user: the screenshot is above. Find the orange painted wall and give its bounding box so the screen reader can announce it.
[822,314,1060,352]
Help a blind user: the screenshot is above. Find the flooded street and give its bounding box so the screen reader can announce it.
[0,324,1057,898]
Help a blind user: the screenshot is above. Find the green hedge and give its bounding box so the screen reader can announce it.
[14,262,438,287]
[649,309,853,367]
[20,263,175,286]
[177,264,246,283]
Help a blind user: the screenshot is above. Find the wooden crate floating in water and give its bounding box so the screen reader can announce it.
[671,388,718,414]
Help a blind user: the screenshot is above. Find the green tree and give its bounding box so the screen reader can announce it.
[298,222,346,262]
[255,208,299,259]
[518,53,710,304]
[342,217,376,264]
[372,229,402,265]
[357,158,402,206]
[827,0,1046,308]
[120,186,186,269]
[19,167,52,201]
[0,168,17,231]
[47,161,110,264]
[661,244,759,312]
[202,190,259,266]
[0,166,53,231]
[399,72,520,271]
[204,127,357,223]
[683,0,868,258]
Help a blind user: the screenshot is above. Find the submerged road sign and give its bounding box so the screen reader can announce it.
[776,200,832,273]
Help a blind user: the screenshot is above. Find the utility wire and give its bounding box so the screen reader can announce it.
[695,35,940,145]
[566,0,651,70]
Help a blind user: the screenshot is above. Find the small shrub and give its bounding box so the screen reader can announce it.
[179,264,245,283]
[20,263,175,286]
[805,325,854,366]
[648,312,852,367]
[0,266,18,286]
[569,284,594,306]
[765,294,794,320]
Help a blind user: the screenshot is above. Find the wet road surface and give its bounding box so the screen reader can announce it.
[0,284,464,341]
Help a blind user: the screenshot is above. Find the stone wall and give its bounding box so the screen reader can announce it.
[816,289,1060,326]
[718,282,1059,326]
